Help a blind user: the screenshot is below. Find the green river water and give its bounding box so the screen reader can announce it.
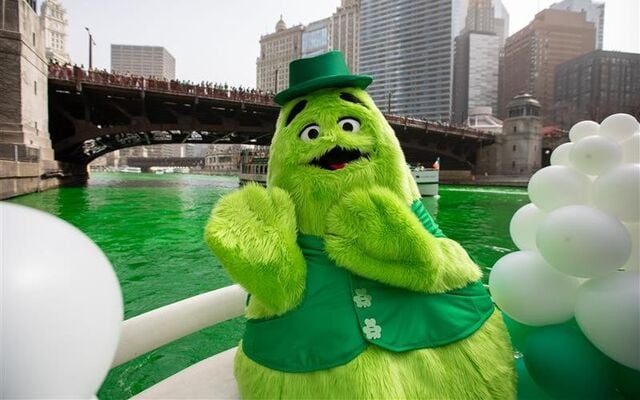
[8,172,528,399]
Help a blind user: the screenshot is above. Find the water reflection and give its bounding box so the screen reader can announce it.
[88,172,240,189]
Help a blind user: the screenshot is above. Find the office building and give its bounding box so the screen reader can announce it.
[453,0,500,123]
[553,50,640,128]
[331,0,360,73]
[550,0,605,49]
[111,44,175,80]
[40,0,70,64]
[453,33,500,123]
[498,9,595,120]
[360,0,467,120]
[256,16,304,93]
[256,1,360,93]
[302,18,331,58]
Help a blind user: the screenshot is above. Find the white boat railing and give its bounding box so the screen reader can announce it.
[112,284,247,368]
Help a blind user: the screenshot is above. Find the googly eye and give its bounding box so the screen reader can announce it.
[338,118,361,133]
[300,124,320,142]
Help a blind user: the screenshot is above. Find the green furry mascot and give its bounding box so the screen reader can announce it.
[205,51,516,399]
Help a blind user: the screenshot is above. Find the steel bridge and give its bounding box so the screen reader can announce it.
[48,66,495,169]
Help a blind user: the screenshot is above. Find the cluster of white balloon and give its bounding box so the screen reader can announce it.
[489,113,640,398]
[1,203,123,399]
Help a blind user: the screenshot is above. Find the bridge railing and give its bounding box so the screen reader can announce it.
[0,144,40,163]
[48,64,276,107]
[48,64,494,140]
[384,114,495,140]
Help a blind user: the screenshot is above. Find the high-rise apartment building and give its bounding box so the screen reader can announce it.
[553,50,640,128]
[111,44,175,80]
[40,0,70,64]
[331,0,360,73]
[360,0,467,120]
[498,9,595,120]
[550,0,605,49]
[256,17,304,93]
[453,0,500,123]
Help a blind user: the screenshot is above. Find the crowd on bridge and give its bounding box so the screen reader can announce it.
[48,62,276,106]
[47,63,490,137]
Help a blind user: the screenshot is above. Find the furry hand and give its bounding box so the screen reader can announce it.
[325,187,481,292]
[205,184,306,316]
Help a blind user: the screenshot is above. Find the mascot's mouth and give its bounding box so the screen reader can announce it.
[310,147,369,171]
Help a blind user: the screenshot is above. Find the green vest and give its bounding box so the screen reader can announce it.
[242,201,494,373]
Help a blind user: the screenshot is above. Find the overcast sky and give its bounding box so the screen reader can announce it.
[63,0,639,88]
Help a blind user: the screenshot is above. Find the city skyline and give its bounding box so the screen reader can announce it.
[62,0,638,88]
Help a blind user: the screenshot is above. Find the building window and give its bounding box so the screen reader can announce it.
[34,81,37,95]
[513,144,517,152]
[513,126,517,133]
[32,32,36,46]
[512,160,516,169]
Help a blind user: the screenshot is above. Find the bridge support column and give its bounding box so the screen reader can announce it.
[0,0,62,199]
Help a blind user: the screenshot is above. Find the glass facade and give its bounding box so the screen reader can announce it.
[302,19,330,58]
[360,0,463,120]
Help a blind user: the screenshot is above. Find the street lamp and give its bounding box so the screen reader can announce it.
[84,27,96,70]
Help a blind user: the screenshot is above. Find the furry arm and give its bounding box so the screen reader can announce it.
[204,184,306,317]
[324,187,482,293]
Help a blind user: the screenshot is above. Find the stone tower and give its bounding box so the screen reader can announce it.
[500,93,543,176]
[475,93,543,176]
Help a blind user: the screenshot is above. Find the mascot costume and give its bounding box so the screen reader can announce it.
[205,51,516,399]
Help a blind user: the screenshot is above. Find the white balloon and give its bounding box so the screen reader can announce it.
[537,205,632,278]
[600,113,640,143]
[623,223,639,271]
[592,164,640,222]
[569,120,600,143]
[575,271,640,370]
[569,135,623,176]
[527,166,591,212]
[1,203,123,399]
[510,203,546,251]
[489,251,581,326]
[621,133,640,164]
[550,142,574,167]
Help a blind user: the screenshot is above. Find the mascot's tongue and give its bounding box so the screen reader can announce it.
[329,163,347,170]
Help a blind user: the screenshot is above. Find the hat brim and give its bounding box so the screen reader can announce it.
[274,74,373,105]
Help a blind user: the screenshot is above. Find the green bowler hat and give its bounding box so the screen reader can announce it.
[274,51,373,105]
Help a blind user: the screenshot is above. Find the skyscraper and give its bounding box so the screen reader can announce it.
[331,0,360,73]
[256,17,304,93]
[550,0,605,49]
[453,0,500,123]
[40,0,70,64]
[492,0,509,48]
[360,0,467,120]
[111,45,175,80]
[498,9,595,120]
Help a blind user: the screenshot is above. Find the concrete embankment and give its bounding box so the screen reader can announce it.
[439,170,529,187]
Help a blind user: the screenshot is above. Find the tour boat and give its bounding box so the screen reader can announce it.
[112,284,246,398]
[411,167,439,197]
[120,167,142,173]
